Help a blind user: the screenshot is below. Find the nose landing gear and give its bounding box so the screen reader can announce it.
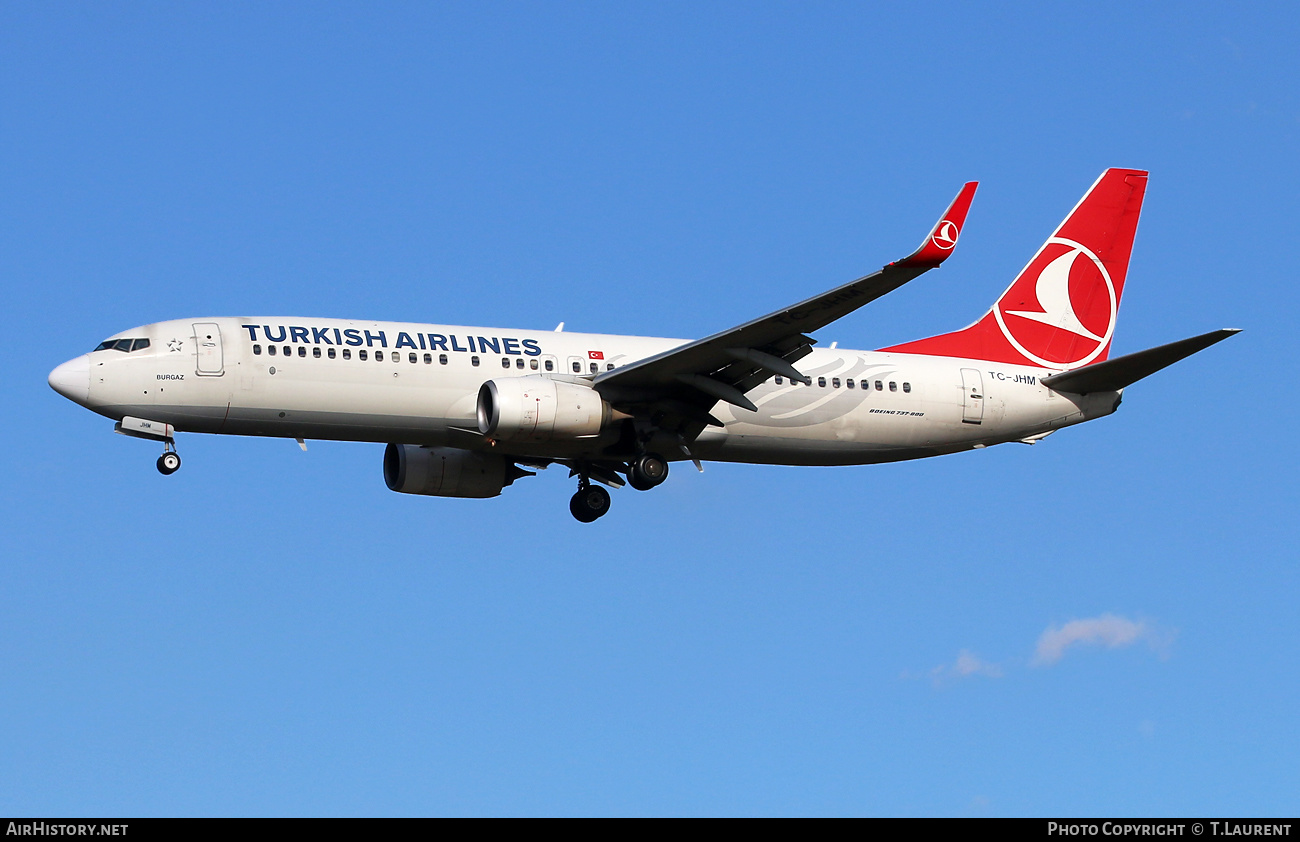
[114,416,181,476]
[156,443,181,475]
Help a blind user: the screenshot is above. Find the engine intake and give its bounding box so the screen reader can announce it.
[477,377,610,441]
[383,443,522,498]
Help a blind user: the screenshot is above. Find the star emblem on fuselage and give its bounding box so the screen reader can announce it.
[167,338,183,352]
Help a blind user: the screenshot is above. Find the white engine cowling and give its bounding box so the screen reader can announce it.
[477,377,610,441]
[383,444,509,498]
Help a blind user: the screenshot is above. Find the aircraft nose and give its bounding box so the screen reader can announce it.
[48,354,91,404]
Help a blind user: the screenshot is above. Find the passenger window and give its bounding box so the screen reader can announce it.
[253,344,262,355]
[530,359,538,370]
[501,357,511,369]
[359,349,368,361]
[572,361,581,373]
[517,359,525,369]
[472,356,480,367]
[423,353,432,364]
[268,345,277,356]
[818,377,826,388]
[409,352,417,364]
[889,381,897,392]
[545,360,554,372]
[376,350,385,361]
[846,378,854,389]
[832,378,841,388]
[875,380,883,391]
[297,346,305,357]
[343,348,351,360]
[903,382,911,393]
[606,363,614,371]
[283,346,291,356]
[328,348,336,359]
[313,347,321,358]
[439,354,448,365]
[131,339,150,352]
[775,376,783,384]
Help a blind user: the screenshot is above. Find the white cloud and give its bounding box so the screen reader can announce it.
[1032,614,1171,666]
[928,649,1003,687]
[906,614,1172,687]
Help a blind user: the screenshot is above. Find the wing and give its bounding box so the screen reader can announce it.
[592,181,979,434]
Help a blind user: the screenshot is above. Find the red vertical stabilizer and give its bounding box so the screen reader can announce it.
[882,168,1148,370]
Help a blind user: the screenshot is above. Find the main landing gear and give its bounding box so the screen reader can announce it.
[156,442,181,475]
[628,453,669,491]
[569,480,611,523]
[567,452,670,523]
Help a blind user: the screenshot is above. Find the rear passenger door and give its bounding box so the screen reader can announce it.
[960,368,983,425]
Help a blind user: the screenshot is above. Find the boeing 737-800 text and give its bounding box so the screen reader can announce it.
[49,169,1237,522]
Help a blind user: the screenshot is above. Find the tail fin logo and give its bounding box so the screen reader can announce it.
[931,220,959,250]
[993,237,1117,368]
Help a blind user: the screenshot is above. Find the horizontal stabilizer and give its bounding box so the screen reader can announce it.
[1041,329,1240,394]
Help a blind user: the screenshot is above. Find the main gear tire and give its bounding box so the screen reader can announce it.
[569,485,612,522]
[629,453,668,490]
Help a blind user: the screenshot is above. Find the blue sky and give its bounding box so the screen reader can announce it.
[2,2,1296,816]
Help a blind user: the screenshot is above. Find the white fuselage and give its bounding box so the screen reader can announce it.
[65,317,1120,466]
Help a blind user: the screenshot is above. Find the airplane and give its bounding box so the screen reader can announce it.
[48,168,1238,522]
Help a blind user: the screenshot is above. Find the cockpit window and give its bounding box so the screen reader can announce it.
[94,338,149,353]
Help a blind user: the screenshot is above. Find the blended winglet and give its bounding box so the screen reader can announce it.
[893,181,979,268]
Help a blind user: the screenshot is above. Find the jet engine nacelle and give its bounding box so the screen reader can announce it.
[383,443,512,498]
[476,376,610,441]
